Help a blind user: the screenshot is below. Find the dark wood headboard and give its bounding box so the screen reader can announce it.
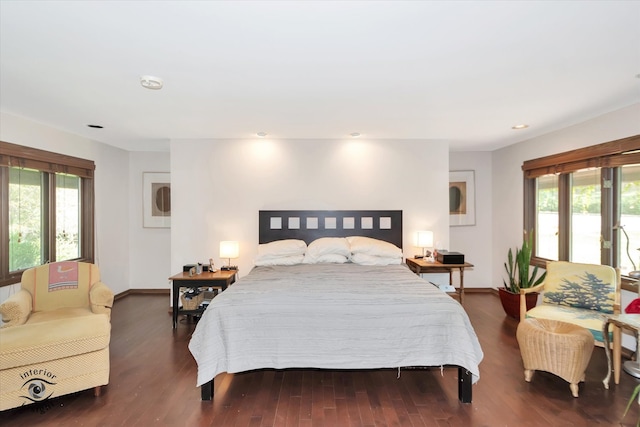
[259,210,403,249]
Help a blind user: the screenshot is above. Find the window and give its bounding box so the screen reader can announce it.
[0,141,95,287]
[523,134,640,289]
[570,168,601,264]
[56,173,82,260]
[619,164,640,277]
[536,174,559,260]
[8,167,44,271]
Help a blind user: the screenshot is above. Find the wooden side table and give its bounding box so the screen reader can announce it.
[405,258,473,305]
[602,313,635,388]
[169,270,237,328]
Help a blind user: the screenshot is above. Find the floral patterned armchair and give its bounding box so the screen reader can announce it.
[520,261,621,383]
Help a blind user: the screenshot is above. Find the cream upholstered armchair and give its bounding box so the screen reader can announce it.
[0,261,113,411]
[520,261,621,384]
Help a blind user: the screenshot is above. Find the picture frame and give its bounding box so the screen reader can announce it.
[449,170,475,227]
[143,172,171,228]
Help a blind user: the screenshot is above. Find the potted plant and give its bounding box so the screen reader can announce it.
[499,230,546,319]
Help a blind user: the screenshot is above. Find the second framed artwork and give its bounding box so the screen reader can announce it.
[449,170,475,227]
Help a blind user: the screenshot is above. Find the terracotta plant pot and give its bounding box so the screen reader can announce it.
[498,287,538,320]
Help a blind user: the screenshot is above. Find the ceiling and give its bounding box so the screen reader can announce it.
[1,1,639,152]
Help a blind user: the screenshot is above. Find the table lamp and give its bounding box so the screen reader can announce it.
[416,231,434,259]
[220,241,239,270]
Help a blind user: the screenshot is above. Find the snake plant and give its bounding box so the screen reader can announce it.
[503,230,546,293]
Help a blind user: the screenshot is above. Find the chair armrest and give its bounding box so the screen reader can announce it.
[519,283,545,322]
[90,281,114,319]
[0,289,32,328]
[521,283,545,295]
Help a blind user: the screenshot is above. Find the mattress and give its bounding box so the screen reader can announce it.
[188,263,483,386]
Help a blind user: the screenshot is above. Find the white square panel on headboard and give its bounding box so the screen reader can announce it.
[306,217,318,229]
[325,217,337,229]
[361,217,373,229]
[380,216,392,229]
[270,217,282,229]
[288,217,300,229]
[343,217,355,229]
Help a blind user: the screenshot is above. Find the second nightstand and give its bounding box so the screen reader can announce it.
[406,257,473,306]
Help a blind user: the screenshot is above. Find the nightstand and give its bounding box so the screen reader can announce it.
[169,270,237,328]
[405,257,473,305]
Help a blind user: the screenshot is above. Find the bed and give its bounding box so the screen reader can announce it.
[188,210,484,403]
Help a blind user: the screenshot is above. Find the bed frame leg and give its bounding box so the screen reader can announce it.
[201,379,213,401]
[458,367,472,403]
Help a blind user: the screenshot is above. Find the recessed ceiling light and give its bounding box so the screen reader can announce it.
[87,124,103,129]
[257,132,268,137]
[511,124,529,130]
[350,132,361,138]
[140,75,163,90]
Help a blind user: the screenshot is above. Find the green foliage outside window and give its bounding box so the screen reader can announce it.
[8,168,43,271]
[539,181,640,215]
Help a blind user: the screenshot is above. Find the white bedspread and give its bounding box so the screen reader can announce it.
[188,263,483,386]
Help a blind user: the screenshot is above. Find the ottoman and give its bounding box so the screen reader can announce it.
[516,318,594,397]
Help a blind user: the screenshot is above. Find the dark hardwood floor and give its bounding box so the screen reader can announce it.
[2,292,639,426]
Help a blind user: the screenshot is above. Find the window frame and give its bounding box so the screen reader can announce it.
[0,141,95,287]
[523,134,640,292]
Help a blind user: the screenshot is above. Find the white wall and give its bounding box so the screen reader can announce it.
[170,138,450,276]
[128,151,171,289]
[0,112,132,296]
[449,152,493,288]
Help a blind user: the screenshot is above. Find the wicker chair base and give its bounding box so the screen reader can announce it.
[516,318,595,397]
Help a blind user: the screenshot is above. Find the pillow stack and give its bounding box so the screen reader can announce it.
[346,236,403,266]
[303,237,351,264]
[254,236,403,266]
[254,239,307,266]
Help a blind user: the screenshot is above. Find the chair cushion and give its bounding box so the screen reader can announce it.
[526,304,610,343]
[0,311,111,370]
[541,261,617,314]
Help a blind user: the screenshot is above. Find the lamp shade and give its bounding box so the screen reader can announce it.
[219,241,239,259]
[416,231,434,248]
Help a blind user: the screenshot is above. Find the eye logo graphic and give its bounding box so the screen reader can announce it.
[21,378,56,404]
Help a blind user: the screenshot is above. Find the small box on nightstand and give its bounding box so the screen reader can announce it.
[436,251,465,264]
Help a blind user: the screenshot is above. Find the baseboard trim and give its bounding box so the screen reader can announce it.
[114,288,170,300]
[464,287,494,294]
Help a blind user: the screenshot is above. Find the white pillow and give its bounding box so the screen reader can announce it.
[350,253,402,266]
[255,254,305,266]
[306,237,350,258]
[256,239,307,260]
[303,253,349,264]
[347,236,402,258]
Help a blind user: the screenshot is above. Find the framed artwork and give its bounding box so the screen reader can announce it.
[143,172,171,228]
[449,170,475,227]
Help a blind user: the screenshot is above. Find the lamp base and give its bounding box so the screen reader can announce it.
[221,266,238,271]
[624,361,640,379]
[629,271,640,279]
